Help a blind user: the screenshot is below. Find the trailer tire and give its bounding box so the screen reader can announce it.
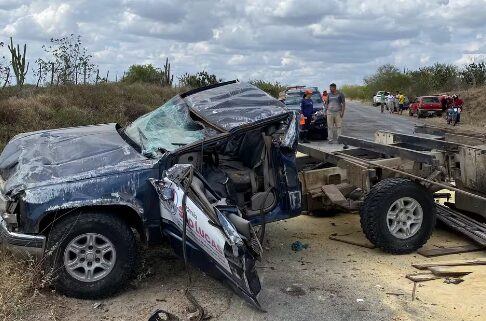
[360,178,436,254]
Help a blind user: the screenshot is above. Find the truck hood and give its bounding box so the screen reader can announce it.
[0,123,147,195]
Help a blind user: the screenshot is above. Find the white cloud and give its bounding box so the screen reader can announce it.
[0,0,486,88]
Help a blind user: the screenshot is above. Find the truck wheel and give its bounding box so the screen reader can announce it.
[416,109,423,118]
[408,109,413,117]
[46,212,137,298]
[360,178,436,254]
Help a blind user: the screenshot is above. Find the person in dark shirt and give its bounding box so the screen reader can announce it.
[452,94,464,123]
[300,90,314,143]
[441,95,449,112]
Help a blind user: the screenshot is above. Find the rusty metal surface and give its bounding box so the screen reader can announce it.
[436,204,486,246]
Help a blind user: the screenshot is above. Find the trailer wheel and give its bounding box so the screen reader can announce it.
[360,178,436,254]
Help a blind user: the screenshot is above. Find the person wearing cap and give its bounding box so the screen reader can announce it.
[321,90,328,108]
[300,89,314,143]
[325,83,346,144]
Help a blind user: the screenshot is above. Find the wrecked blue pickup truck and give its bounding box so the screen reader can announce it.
[0,81,301,308]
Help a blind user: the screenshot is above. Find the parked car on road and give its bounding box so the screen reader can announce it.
[283,87,327,140]
[373,91,389,106]
[408,96,442,118]
[0,81,301,308]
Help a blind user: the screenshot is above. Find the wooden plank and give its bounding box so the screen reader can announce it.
[417,244,485,258]
[406,273,441,282]
[428,266,473,277]
[329,234,376,249]
[321,184,347,205]
[412,259,486,270]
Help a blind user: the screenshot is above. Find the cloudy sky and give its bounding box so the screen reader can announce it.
[1,0,486,88]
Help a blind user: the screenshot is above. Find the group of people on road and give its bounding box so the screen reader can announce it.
[381,91,406,114]
[300,83,345,144]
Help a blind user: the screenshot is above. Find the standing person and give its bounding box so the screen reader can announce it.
[380,92,386,113]
[322,90,328,108]
[440,94,448,113]
[452,94,464,123]
[326,83,345,144]
[395,91,400,112]
[398,92,405,115]
[387,92,395,113]
[300,89,314,143]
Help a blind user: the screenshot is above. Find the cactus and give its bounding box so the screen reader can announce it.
[7,37,29,87]
[160,57,173,87]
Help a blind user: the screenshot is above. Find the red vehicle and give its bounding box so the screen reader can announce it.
[408,96,442,118]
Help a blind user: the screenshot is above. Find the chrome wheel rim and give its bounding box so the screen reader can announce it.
[386,197,423,239]
[63,233,117,282]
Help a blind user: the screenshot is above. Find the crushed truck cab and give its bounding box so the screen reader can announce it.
[0,81,301,307]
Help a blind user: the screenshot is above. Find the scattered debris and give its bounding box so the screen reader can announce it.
[148,309,180,321]
[436,205,486,246]
[385,292,405,296]
[417,244,485,258]
[412,259,486,270]
[281,285,306,297]
[444,277,464,285]
[291,240,309,252]
[328,234,376,249]
[412,282,417,301]
[406,273,441,282]
[93,302,104,309]
[428,266,473,277]
[356,298,364,303]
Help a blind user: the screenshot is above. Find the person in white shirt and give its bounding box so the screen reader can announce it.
[387,93,395,113]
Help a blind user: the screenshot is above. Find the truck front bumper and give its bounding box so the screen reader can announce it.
[0,215,46,258]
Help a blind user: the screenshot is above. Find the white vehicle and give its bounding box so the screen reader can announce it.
[373,91,389,106]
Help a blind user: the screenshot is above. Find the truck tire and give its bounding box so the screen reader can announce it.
[408,109,413,116]
[360,178,436,254]
[46,211,137,299]
[417,109,424,118]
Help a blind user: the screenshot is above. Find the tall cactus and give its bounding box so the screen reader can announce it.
[161,57,173,87]
[8,37,29,87]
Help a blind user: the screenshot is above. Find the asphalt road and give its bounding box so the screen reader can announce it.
[342,100,420,139]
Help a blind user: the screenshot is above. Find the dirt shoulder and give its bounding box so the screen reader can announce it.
[4,214,484,321]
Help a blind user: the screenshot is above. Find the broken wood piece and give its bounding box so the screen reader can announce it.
[329,234,376,249]
[417,244,485,258]
[406,273,441,282]
[427,266,473,277]
[412,259,486,270]
[321,185,347,205]
[412,282,417,301]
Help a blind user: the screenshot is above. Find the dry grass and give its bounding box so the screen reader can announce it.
[457,85,486,128]
[0,249,38,321]
[0,83,185,319]
[0,83,185,150]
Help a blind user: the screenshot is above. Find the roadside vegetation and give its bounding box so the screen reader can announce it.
[342,62,486,101]
[342,62,486,126]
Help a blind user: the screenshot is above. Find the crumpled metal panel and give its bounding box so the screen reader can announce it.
[280,111,299,150]
[184,82,289,131]
[0,123,148,195]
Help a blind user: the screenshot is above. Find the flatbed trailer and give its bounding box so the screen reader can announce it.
[296,124,486,254]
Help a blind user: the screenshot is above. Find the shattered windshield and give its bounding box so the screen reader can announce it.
[124,96,207,156]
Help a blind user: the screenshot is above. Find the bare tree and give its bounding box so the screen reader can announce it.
[36,34,96,86]
[0,42,11,88]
